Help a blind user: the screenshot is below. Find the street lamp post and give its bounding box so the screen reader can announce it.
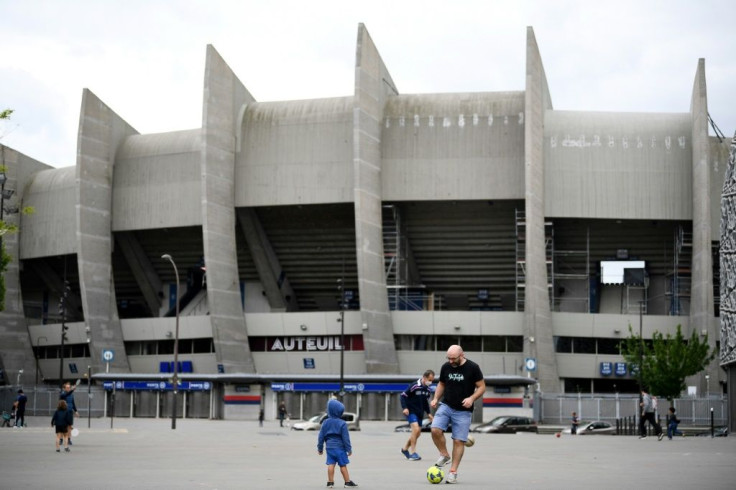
[337,278,345,399]
[638,300,645,415]
[58,281,70,383]
[161,254,180,430]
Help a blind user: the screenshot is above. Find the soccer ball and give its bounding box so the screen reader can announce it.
[464,434,475,447]
[427,466,444,484]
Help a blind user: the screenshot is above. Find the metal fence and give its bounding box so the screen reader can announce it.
[538,392,728,427]
[1,385,107,420]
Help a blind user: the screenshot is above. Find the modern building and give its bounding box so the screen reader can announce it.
[0,25,731,421]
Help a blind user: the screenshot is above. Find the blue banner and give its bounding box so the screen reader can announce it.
[103,380,211,391]
[615,362,627,376]
[270,382,426,393]
[600,362,613,376]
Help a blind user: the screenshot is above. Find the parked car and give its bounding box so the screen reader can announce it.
[471,416,537,434]
[562,421,616,435]
[291,411,360,431]
[393,418,450,433]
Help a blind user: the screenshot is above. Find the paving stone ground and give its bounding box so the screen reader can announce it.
[1,416,733,489]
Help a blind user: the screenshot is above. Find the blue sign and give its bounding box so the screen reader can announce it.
[102,381,211,392]
[102,349,115,362]
[69,363,78,374]
[303,358,315,369]
[630,363,639,376]
[614,362,627,376]
[600,362,612,376]
[525,358,537,372]
[270,382,430,394]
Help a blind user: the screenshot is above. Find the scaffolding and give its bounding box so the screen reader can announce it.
[515,209,554,311]
[553,227,591,313]
[665,225,692,315]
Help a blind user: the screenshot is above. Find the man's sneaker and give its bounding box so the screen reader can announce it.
[56,449,60,453]
[435,455,451,467]
[409,453,421,461]
[658,433,664,441]
[344,481,358,488]
[446,471,458,484]
[64,447,70,452]
[326,483,334,488]
[68,439,73,446]
[400,448,411,459]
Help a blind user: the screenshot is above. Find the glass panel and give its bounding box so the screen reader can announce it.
[483,336,505,352]
[554,336,572,353]
[573,337,596,354]
[506,336,523,352]
[460,335,482,352]
[414,335,435,351]
[597,338,621,355]
[436,335,457,352]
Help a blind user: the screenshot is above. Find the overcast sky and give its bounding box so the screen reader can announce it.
[1,0,734,168]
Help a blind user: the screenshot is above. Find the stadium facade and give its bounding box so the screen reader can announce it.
[0,25,733,423]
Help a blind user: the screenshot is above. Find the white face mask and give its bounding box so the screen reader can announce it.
[425,380,433,387]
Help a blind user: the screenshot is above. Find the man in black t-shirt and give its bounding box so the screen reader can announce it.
[429,345,485,484]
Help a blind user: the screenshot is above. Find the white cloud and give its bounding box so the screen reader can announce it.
[1,0,734,167]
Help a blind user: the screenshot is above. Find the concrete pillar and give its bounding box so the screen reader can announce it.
[353,24,399,374]
[524,27,559,392]
[201,45,256,373]
[76,89,135,374]
[689,60,718,389]
[0,146,36,385]
[237,208,298,312]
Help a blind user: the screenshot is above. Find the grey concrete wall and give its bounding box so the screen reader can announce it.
[236,98,354,206]
[382,92,525,201]
[545,111,692,219]
[710,136,730,241]
[689,59,714,338]
[18,167,76,259]
[0,147,50,384]
[353,24,399,374]
[76,89,136,373]
[524,26,559,392]
[201,45,256,373]
[688,59,720,391]
[113,130,202,231]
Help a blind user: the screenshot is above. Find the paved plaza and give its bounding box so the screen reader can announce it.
[1,416,734,489]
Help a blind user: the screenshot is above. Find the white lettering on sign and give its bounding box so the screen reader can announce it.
[269,336,345,352]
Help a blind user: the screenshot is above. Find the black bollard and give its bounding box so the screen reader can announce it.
[710,408,714,438]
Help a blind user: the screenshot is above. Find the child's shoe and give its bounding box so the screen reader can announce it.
[326,483,334,488]
[344,482,358,488]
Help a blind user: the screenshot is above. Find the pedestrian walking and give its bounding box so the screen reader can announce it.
[571,411,579,435]
[51,400,73,452]
[639,388,663,440]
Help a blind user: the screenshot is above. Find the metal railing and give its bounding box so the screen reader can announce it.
[537,392,727,427]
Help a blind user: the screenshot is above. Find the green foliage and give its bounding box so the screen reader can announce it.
[0,109,12,119]
[621,324,716,401]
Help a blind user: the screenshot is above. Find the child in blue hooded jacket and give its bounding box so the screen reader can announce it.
[317,398,358,488]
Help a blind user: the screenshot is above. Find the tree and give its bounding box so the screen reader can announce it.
[621,324,716,402]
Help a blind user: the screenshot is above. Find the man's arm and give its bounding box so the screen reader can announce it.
[430,382,445,409]
[462,379,486,409]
